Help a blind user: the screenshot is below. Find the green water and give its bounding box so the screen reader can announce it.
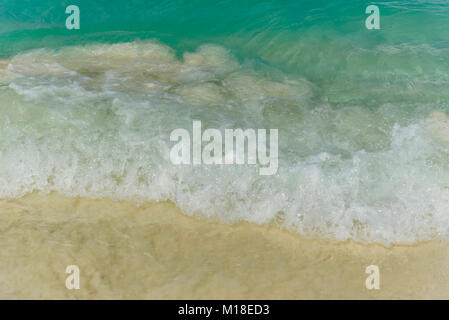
[1,1,449,244]
[2,1,449,106]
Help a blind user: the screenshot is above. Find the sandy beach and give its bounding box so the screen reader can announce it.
[0,193,447,299]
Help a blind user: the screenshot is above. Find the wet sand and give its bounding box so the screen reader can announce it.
[0,193,448,299]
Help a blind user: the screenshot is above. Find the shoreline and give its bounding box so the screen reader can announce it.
[0,193,448,299]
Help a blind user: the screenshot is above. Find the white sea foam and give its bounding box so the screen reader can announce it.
[0,41,448,245]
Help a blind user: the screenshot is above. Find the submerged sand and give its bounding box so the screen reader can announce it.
[0,193,448,299]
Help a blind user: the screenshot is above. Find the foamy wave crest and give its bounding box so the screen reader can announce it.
[1,41,449,245]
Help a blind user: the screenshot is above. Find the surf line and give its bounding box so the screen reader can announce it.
[169,120,278,175]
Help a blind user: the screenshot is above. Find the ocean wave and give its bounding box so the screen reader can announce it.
[1,41,449,245]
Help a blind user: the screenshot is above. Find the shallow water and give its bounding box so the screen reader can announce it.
[1,1,449,244]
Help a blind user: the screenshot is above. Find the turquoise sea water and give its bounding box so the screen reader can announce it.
[1,1,449,244]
